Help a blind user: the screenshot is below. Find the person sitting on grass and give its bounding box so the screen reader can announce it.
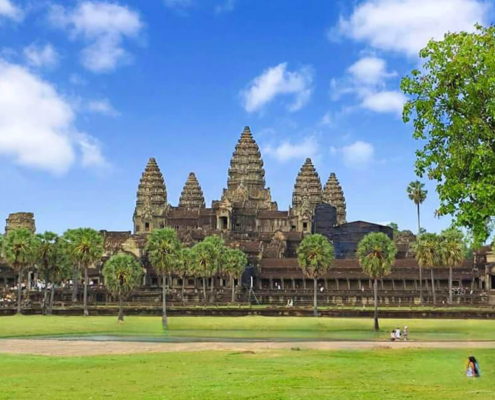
[466,356,481,378]
[390,330,396,341]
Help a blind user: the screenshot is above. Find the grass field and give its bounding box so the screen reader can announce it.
[2,315,495,340]
[0,348,493,399]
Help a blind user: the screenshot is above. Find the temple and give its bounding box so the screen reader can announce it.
[1,127,493,307]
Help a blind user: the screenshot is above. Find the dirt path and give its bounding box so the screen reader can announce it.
[1,339,495,357]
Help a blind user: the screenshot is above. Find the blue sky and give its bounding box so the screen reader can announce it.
[0,0,493,235]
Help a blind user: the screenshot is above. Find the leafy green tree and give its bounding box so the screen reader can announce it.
[407,181,428,304]
[102,254,143,322]
[190,240,216,303]
[1,229,36,314]
[439,232,465,304]
[47,252,72,315]
[34,232,61,315]
[146,228,181,329]
[297,234,335,317]
[177,247,194,302]
[63,228,104,316]
[203,235,226,294]
[401,25,495,245]
[356,233,397,331]
[224,248,248,303]
[62,229,81,303]
[415,233,442,306]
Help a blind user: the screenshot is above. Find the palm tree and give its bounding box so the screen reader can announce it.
[415,233,441,306]
[63,228,104,316]
[177,247,194,302]
[203,235,226,294]
[102,254,143,322]
[357,232,397,331]
[1,228,36,314]
[47,253,72,315]
[34,232,59,315]
[224,248,248,303]
[297,234,335,317]
[146,228,181,329]
[440,231,464,304]
[407,180,427,304]
[190,240,216,303]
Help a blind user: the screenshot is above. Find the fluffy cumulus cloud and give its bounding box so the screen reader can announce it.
[331,56,406,115]
[23,43,59,69]
[85,98,120,117]
[241,63,313,113]
[337,0,491,57]
[49,1,143,73]
[340,141,375,168]
[0,59,107,174]
[263,136,319,162]
[0,0,23,21]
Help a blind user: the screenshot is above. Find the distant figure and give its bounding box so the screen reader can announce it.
[289,298,293,307]
[403,326,408,341]
[319,286,324,293]
[390,330,396,341]
[466,356,481,378]
[395,327,401,340]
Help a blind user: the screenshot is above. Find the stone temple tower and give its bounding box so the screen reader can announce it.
[322,172,347,225]
[178,172,206,210]
[5,212,36,234]
[133,158,167,234]
[291,158,322,232]
[221,126,275,210]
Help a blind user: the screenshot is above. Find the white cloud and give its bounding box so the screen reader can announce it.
[263,137,319,162]
[0,59,107,174]
[49,1,143,73]
[341,141,375,168]
[86,98,120,117]
[0,0,22,21]
[215,0,236,14]
[69,73,86,86]
[320,112,334,127]
[331,56,406,115]
[241,62,313,113]
[23,43,59,69]
[337,0,491,57]
[361,90,407,114]
[347,56,396,86]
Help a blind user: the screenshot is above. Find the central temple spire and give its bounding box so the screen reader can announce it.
[221,126,275,210]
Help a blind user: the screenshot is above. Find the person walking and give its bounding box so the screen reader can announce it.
[403,326,408,341]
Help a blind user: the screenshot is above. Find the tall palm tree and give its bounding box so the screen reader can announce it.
[203,235,226,294]
[177,247,194,303]
[407,180,427,304]
[357,232,397,331]
[146,228,181,329]
[191,240,216,303]
[63,228,104,316]
[440,233,464,304]
[224,248,248,303]
[102,254,143,322]
[34,232,60,315]
[296,234,335,317]
[1,228,36,314]
[415,233,441,306]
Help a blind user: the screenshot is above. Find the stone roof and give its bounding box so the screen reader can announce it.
[292,158,322,213]
[322,172,346,224]
[178,172,205,210]
[134,158,167,219]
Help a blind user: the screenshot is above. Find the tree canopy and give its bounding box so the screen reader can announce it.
[356,232,397,279]
[103,254,143,298]
[146,228,182,276]
[296,234,335,279]
[401,25,495,244]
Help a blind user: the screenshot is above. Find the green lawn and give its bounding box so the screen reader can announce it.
[2,315,495,340]
[0,349,493,399]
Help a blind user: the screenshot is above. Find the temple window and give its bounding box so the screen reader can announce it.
[136,225,140,232]
[303,222,308,231]
[160,223,165,228]
[145,222,150,231]
[219,216,228,230]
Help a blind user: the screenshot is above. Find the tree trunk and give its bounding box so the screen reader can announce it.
[419,266,423,305]
[83,267,89,316]
[417,203,421,236]
[430,269,436,306]
[16,270,22,315]
[448,267,453,305]
[48,283,55,315]
[202,277,207,303]
[181,277,185,304]
[373,278,379,331]
[118,295,124,322]
[231,276,235,303]
[72,266,79,303]
[42,271,49,315]
[313,278,318,317]
[162,274,168,329]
